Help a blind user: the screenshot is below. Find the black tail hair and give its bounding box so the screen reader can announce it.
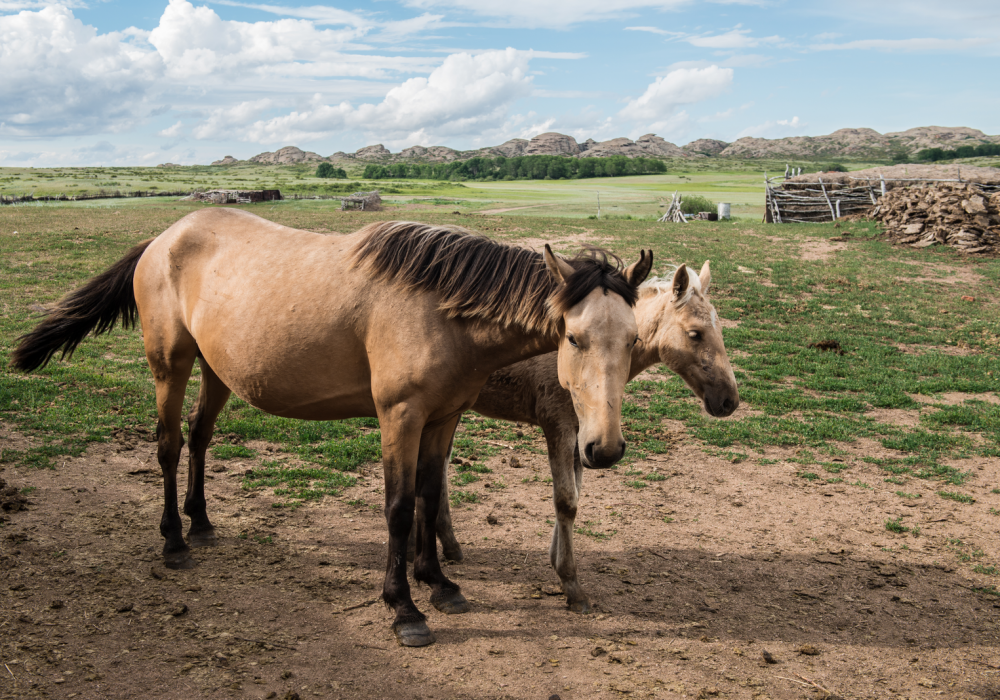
[11,238,154,372]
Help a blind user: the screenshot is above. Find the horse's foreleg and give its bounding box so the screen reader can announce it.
[547,431,591,613]
[149,340,197,570]
[379,406,434,647]
[436,444,464,562]
[414,417,470,615]
[184,359,231,548]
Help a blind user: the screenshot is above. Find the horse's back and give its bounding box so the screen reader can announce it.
[135,209,376,418]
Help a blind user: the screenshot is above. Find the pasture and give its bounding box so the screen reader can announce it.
[1,197,999,699]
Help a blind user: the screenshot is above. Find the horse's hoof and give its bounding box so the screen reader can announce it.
[164,552,196,570]
[393,621,436,647]
[431,589,471,615]
[442,546,464,563]
[188,530,218,548]
[568,599,592,614]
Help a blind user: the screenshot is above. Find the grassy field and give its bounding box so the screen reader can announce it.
[0,157,892,222]
[2,198,1000,546]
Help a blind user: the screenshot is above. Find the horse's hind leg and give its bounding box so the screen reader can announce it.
[409,443,465,564]
[435,445,465,562]
[547,430,591,614]
[414,416,470,616]
[184,358,231,548]
[148,335,198,570]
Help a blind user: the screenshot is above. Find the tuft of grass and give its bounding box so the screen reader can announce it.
[895,491,921,499]
[937,491,975,504]
[211,444,256,460]
[449,490,479,506]
[973,564,999,576]
[885,517,909,534]
[645,472,668,482]
[450,472,480,486]
[624,480,647,489]
[798,472,819,481]
[574,521,615,541]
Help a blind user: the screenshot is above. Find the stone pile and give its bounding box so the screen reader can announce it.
[869,183,1000,253]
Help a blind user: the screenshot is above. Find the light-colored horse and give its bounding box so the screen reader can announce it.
[430,262,738,612]
[12,208,652,646]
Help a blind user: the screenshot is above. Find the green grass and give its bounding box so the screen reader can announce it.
[885,517,909,534]
[449,490,479,506]
[937,491,976,504]
[574,521,616,541]
[3,195,1000,510]
[211,444,256,459]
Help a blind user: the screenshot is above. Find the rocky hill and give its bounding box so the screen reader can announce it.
[215,126,999,166]
[718,126,1000,160]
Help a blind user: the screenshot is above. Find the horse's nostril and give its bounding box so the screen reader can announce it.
[618,440,627,460]
[584,442,596,465]
[723,398,735,413]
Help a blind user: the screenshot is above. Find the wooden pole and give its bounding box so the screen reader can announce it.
[818,177,836,221]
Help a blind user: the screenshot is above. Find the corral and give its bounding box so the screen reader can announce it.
[1,199,999,699]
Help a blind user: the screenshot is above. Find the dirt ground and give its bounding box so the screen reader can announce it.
[1,408,999,700]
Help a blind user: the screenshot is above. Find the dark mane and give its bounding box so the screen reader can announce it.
[351,221,637,335]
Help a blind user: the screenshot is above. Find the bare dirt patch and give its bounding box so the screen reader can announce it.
[799,240,847,262]
[864,408,925,429]
[895,260,983,287]
[2,420,999,700]
[908,391,1000,406]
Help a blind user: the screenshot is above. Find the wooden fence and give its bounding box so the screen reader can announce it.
[0,189,193,206]
[765,173,1000,223]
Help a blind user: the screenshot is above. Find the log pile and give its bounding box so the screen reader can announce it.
[868,183,1000,254]
[657,192,687,223]
[341,190,382,211]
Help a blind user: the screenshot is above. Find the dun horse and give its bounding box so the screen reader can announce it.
[426,262,738,612]
[12,208,652,646]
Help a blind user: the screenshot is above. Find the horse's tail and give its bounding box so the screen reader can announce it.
[11,238,155,373]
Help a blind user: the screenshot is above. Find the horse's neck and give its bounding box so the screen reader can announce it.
[628,294,674,381]
[469,323,558,373]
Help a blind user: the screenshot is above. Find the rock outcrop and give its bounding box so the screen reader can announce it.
[156,162,182,168]
[354,144,392,161]
[684,139,729,156]
[226,126,1000,168]
[525,132,581,156]
[578,134,687,159]
[249,146,326,165]
[398,145,460,162]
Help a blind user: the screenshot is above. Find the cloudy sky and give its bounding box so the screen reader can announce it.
[1,0,998,166]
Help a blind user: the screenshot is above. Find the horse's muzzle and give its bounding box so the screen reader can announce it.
[582,439,627,469]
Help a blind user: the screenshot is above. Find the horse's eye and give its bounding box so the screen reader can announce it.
[633,335,641,346]
[688,330,702,341]
[568,334,578,348]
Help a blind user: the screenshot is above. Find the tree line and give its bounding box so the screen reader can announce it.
[917,144,1000,162]
[359,154,668,181]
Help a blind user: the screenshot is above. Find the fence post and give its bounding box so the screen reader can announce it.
[818,177,837,221]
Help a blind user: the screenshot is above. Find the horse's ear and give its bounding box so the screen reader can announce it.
[624,249,654,287]
[543,244,575,284]
[671,264,690,301]
[699,260,712,293]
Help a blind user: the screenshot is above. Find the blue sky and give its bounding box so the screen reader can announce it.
[1,0,998,166]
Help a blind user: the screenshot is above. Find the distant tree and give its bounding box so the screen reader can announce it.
[822,163,848,172]
[316,162,347,178]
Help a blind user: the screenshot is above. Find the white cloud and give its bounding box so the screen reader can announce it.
[811,37,992,52]
[221,49,535,145]
[618,66,733,131]
[193,99,273,139]
[735,116,805,139]
[0,6,161,137]
[158,121,184,138]
[624,26,683,36]
[399,0,763,29]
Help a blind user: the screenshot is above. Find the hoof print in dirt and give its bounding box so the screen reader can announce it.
[762,649,777,664]
[808,339,845,355]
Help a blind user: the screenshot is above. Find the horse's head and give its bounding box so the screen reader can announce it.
[634,261,739,417]
[544,246,653,469]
